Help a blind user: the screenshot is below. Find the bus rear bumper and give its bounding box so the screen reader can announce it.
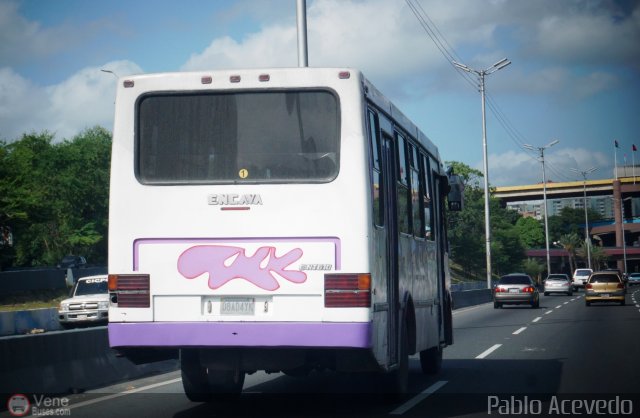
[108,321,372,349]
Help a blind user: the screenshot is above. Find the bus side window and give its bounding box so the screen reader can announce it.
[396,132,411,235]
[409,144,421,239]
[422,155,433,240]
[367,109,383,227]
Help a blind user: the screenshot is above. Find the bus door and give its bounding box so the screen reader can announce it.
[381,132,400,366]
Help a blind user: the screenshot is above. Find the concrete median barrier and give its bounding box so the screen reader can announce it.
[452,289,492,310]
[0,327,178,395]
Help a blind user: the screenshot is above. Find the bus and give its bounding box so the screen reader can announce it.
[107,67,463,400]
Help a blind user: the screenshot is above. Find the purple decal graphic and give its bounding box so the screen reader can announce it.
[178,245,306,291]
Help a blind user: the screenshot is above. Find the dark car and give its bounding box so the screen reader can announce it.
[494,273,540,309]
[628,272,640,286]
[57,255,87,269]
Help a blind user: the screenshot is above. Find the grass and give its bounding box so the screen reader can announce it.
[0,288,70,312]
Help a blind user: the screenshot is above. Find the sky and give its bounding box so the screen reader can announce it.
[1,0,639,187]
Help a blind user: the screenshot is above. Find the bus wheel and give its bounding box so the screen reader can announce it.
[207,367,245,401]
[419,345,442,375]
[180,349,212,402]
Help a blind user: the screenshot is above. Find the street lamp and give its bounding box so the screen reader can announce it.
[453,58,511,289]
[524,140,559,276]
[570,167,597,269]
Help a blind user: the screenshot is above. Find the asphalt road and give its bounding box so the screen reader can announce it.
[11,287,640,418]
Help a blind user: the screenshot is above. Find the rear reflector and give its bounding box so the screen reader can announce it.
[325,273,371,308]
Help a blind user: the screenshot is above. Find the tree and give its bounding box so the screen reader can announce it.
[446,161,526,278]
[557,233,582,274]
[548,206,602,243]
[522,258,545,284]
[514,216,545,248]
[0,127,111,268]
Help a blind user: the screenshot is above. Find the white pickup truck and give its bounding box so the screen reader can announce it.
[58,275,109,328]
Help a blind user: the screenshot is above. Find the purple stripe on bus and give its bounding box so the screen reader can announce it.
[109,321,371,348]
[132,236,342,271]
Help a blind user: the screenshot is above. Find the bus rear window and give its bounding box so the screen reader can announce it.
[137,90,340,184]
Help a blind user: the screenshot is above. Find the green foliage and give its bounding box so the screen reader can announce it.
[0,127,111,268]
[514,216,545,248]
[522,258,545,283]
[557,232,582,273]
[446,161,526,278]
[548,206,602,243]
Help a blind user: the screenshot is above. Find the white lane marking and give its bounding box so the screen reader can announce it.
[555,305,562,309]
[476,344,502,359]
[544,310,553,315]
[564,302,569,305]
[532,317,542,323]
[513,327,527,335]
[390,380,448,415]
[69,377,183,410]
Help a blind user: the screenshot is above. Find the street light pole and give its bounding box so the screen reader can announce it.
[453,58,511,289]
[524,140,559,276]
[570,167,597,269]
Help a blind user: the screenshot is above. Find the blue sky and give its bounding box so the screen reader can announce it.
[1,0,639,186]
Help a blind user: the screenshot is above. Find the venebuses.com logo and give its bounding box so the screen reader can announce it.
[7,394,71,416]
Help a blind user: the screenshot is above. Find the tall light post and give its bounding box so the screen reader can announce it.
[570,167,597,269]
[453,58,511,289]
[524,140,559,275]
[296,0,308,67]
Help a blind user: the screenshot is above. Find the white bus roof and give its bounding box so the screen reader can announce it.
[117,67,442,172]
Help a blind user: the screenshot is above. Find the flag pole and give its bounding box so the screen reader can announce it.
[633,144,637,184]
[614,140,618,180]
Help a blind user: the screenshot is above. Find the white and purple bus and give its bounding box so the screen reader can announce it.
[107,67,463,400]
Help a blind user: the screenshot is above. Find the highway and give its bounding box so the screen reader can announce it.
[9,287,640,418]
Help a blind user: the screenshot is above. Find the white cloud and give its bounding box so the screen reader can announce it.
[0,60,142,142]
[486,147,610,186]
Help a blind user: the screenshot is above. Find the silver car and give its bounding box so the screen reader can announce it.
[543,273,573,296]
[494,273,540,309]
[58,275,109,328]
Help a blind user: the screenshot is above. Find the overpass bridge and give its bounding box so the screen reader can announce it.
[493,177,640,273]
[493,176,640,202]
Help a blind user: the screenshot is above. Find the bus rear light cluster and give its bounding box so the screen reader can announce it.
[108,274,150,308]
[324,273,371,308]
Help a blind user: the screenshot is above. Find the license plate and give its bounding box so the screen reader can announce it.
[76,314,87,319]
[600,294,610,298]
[509,288,519,293]
[220,297,255,316]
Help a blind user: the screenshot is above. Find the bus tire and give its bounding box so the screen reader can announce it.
[206,367,245,401]
[419,345,442,375]
[180,349,212,402]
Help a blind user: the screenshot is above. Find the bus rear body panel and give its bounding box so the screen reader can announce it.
[107,68,454,381]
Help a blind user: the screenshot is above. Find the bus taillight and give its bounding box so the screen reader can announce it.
[324,273,371,308]
[109,274,150,308]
